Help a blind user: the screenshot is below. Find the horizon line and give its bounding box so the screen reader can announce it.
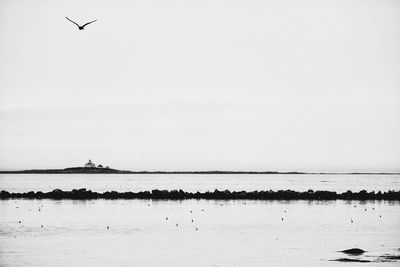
[0,166,399,175]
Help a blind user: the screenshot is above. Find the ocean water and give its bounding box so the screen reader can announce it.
[1,174,399,266]
[0,173,399,193]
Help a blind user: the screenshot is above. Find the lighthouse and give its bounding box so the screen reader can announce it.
[84,159,96,168]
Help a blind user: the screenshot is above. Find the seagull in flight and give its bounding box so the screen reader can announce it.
[66,17,97,30]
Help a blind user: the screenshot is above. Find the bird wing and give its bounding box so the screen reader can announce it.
[82,19,97,28]
[66,17,81,28]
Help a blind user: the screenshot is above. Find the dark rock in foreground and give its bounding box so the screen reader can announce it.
[331,258,371,263]
[379,255,400,261]
[1,189,400,200]
[341,248,366,255]
[331,251,400,263]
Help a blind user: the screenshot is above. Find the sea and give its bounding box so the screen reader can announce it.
[1,173,399,266]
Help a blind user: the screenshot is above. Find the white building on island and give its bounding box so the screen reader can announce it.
[84,159,110,169]
[84,159,96,168]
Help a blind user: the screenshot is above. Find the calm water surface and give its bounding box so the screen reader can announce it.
[1,173,399,193]
[1,199,399,266]
[1,174,399,266]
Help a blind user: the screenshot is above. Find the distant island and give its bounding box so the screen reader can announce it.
[0,159,398,175]
[0,168,308,174]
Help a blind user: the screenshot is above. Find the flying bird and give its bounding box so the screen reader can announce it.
[66,17,97,30]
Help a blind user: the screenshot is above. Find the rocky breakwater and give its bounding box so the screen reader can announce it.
[1,189,400,200]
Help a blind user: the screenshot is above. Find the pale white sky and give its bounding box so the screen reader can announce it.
[0,0,399,171]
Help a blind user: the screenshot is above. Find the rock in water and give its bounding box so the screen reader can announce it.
[341,248,366,255]
[332,258,370,263]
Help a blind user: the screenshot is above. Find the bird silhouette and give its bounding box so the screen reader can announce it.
[66,17,97,30]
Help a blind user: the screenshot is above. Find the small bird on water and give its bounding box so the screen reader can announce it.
[66,17,97,30]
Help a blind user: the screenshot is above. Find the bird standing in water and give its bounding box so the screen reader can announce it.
[66,17,97,30]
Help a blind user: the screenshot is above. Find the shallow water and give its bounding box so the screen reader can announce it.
[1,174,399,266]
[0,199,399,266]
[1,173,399,193]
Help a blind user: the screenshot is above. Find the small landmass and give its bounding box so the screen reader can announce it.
[0,159,130,174]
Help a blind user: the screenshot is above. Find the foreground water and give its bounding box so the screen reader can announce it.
[1,199,399,266]
[1,174,399,266]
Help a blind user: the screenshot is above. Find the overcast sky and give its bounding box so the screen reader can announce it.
[0,0,399,172]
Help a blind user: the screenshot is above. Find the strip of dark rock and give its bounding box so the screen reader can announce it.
[331,258,371,263]
[379,255,400,261]
[0,189,399,200]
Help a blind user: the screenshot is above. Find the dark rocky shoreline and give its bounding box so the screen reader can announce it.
[1,189,399,200]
